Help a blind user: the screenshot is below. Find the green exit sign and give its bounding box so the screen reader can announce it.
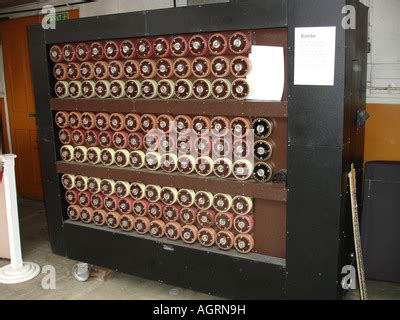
[55,12,69,22]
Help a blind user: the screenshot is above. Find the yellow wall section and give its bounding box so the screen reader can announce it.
[365,104,400,162]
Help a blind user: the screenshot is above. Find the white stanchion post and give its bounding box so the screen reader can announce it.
[0,154,40,284]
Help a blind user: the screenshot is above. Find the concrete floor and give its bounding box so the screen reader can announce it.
[0,198,399,300]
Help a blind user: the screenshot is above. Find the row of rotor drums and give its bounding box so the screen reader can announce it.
[55,112,273,138]
[60,145,273,182]
[53,56,251,81]
[49,32,251,63]
[62,174,255,253]
[54,78,251,100]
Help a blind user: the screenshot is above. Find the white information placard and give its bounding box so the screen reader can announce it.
[294,27,336,86]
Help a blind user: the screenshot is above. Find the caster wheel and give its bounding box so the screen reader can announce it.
[67,205,81,221]
[177,189,196,208]
[55,111,69,129]
[73,146,88,163]
[145,152,162,171]
[198,228,217,247]
[215,212,234,231]
[93,210,107,226]
[211,79,231,100]
[124,113,141,132]
[232,196,253,215]
[49,45,63,63]
[209,33,229,55]
[234,234,255,254]
[181,225,198,244]
[120,40,136,59]
[137,38,154,58]
[154,37,170,57]
[189,34,208,56]
[234,215,255,234]
[173,58,192,78]
[213,158,233,179]
[232,78,251,100]
[59,128,72,145]
[213,193,233,213]
[130,183,146,200]
[94,61,109,80]
[80,62,95,80]
[105,40,121,60]
[144,184,162,203]
[165,222,181,241]
[195,156,214,177]
[233,159,254,181]
[62,44,77,62]
[128,132,144,150]
[109,61,125,80]
[76,43,90,62]
[55,81,69,98]
[98,130,113,148]
[95,80,111,99]
[139,59,157,79]
[60,145,74,162]
[197,210,216,228]
[194,191,213,210]
[81,112,96,130]
[114,150,130,168]
[163,205,180,222]
[120,215,135,232]
[254,140,273,161]
[87,147,101,165]
[68,81,83,99]
[61,174,75,190]
[134,217,151,234]
[253,118,273,139]
[65,190,79,205]
[171,36,189,57]
[90,42,105,60]
[87,177,102,194]
[53,63,68,81]
[67,62,80,81]
[150,220,165,238]
[156,58,174,78]
[192,79,212,100]
[253,162,273,183]
[141,80,158,99]
[229,32,251,55]
[157,80,175,100]
[113,132,129,149]
[81,81,96,98]
[180,207,197,225]
[125,80,141,99]
[106,212,121,229]
[230,56,252,77]
[123,60,140,79]
[129,150,146,169]
[216,231,235,251]
[147,203,164,220]
[100,148,116,166]
[211,56,230,78]
[161,153,178,173]
[100,179,116,196]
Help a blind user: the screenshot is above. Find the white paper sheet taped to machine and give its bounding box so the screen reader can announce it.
[246,45,285,101]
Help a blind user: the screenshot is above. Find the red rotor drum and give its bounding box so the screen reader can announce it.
[153,37,171,58]
[134,217,151,234]
[67,205,80,221]
[98,130,114,148]
[180,207,197,225]
[85,130,99,147]
[208,33,229,55]
[132,200,149,217]
[113,132,129,149]
[139,59,157,79]
[229,32,251,55]
[81,112,96,130]
[120,40,136,59]
[120,215,136,232]
[216,231,235,251]
[234,215,255,234]
[171,36,189,57]
[165,222,182,241]
[93,210,107,226]
[80,62,95,80]
[68,112,82,130]
[163,205,180,222]
[62,44,77,62]
[128,132,144,150]
[94,61,109,80]
[211,56,230,78]
[197,210,216,228]
[65,190,79,205]
[137,38,154,58]
[108,61,124,80]
[104,195,119,212]
[215,212,234,231]
[147,202,164,220]
[76,43,90,62]
[123,60,140,79]
[91,193,105,210]
[140,114,157,133]
[192,116,211,135]
[118,198,134,215]
[124,113,141,132]
[49,45,63,63]
[234,234,255,254]
[95,113,110,131]
[90,42,105,60]
[80,207,94,224]
[156,59,174,78]
[59,128,72,145]
[106,212,121,229]
[180,225,198,244]
[53,63,68,81]
[157,115,175,134]
[67,62,80,81]
[105,40,121,60]
[55,111,69,129]
[173,58,192,78]
[198,228,217,247]
[72,129,86,146]
[189,34,209,56]
[149,220,166,238]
